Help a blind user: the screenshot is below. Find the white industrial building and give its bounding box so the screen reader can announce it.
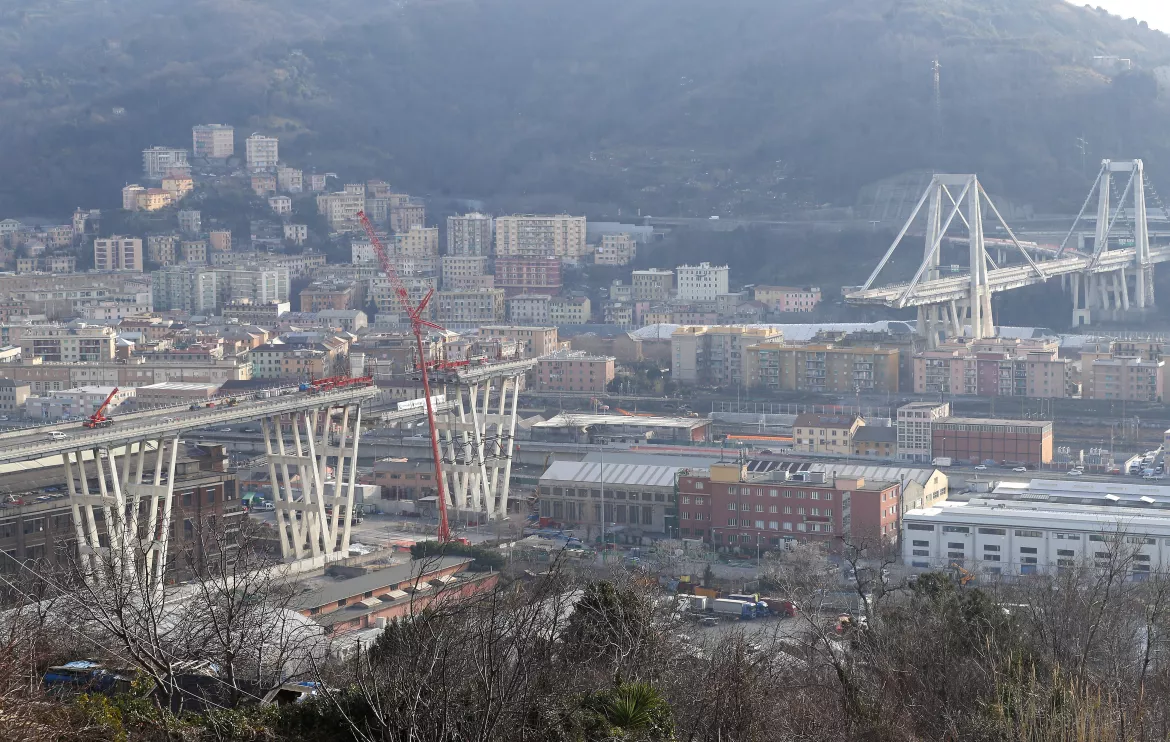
[675,262,729,302]
[903,485,1170,579]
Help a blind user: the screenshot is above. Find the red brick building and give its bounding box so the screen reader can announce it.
[931,417,1053,467]
[676,463,900,552]
[494,256,563,297]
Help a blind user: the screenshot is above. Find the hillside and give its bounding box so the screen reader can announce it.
[1,0,1170,217]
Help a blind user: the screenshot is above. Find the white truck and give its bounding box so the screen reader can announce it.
[931,457,953,467]
[711,599,754,620]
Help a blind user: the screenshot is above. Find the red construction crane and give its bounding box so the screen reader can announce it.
[83,387,120,429]
[357,211,452,542]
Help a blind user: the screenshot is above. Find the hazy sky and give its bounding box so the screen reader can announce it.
[1086,0,1170,32]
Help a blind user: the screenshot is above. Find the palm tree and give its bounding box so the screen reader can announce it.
[579,679,675,742]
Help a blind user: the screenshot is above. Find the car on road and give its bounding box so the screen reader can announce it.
[160,417,176,424]
[1068,469,1082,476]
[45,431,68,440]
[218,427,232,433]
[1012,467,1028,473]
[974,464,988,471]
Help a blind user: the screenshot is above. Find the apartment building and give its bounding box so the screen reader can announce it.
[678,463,901,550]
[506,294,552,325]
[1084,357,1165,401]
[142,146,190,179]
[0,378,30,412]
[399,226,440,257]
[19,325,116,362]
[283,224,308,245]
[277,166,304,193]
[250,343,328,380]
[793,413,867,455]
[480,326,559,358]
[896,401,951,463]
[550,296,592,325]
[676,263,729,302]
[27,385,136,421]
[94,236,143,272]
[753,285,822,313]
[535,350,615,393]
[0,273,151,320]
[177,209,201,235]
[631,269,674,301]
[447,213,494,256]
[151,265,289,313]
[494,256,563,296]
[913,338,1071,398]
[495,215,587,258]
[209,230,232,253]
[269,195,292,215]
[162,176,194,199]
[181,240,208,265]
[299,280,364,312]
[932,418,1053,467]
[245,133,279,170]
[603,301,635,330]
[15,256,76,274]
[192,124,234,159]
[432,289,506,330]
[390,202,426,234]
[251,174,277,196]
[440,256,491,291]
[594,233,637,266]
[221,301,290,325]
[146,235,179,266]
[0,356,250,391]
[316,190,365,231]
[745,342,900,394]
[671,325,781,386]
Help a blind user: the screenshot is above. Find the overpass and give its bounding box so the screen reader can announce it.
[846,161,1168,346]
[0,382,378,590]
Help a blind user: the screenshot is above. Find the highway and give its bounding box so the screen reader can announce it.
[0,384,379,465]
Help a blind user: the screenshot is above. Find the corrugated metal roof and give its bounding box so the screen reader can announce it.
[539,460,684,488]
[815,463,940,487]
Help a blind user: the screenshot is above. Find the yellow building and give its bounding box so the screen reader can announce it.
[161,176,194,198]
[136,189,174,212]
[793,413,865,455]
[549,296,592,325]
[745,342,899,394]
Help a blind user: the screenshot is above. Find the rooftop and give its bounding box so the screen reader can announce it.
[852,426,898,444]
[905,501,1170,533]
[533,413,709,430]
[936,417,1052,430]
[292,556,471,611]
[540,460,686,488]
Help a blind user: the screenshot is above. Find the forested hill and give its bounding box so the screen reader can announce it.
[2,0,1170,217]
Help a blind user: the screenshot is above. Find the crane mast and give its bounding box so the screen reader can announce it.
[357,211,452,542]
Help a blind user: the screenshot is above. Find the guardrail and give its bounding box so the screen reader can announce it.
[0,385,378,464]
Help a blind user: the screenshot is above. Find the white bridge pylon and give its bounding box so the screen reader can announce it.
[435,364,529,522]
[858,173,1045,347]
[263,401,363,564]
[1058,159,1155,325]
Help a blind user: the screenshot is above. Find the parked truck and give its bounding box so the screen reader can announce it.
[711,599,754,620]
[931,457,953,467]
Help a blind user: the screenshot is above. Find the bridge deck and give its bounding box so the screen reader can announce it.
[847,246,1170,308]
[0,385,378,465]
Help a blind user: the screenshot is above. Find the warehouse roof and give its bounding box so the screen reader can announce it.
[533,413,709,430]
[292,557,471,611]
[540,460,686,489]
[905,501,1170,533]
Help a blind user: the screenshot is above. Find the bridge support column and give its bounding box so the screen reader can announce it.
[263,400,365,564]
[63,437,180,589]
[1070,273,1090,326]
[439,371,524,523]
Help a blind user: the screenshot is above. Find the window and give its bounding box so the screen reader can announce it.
[769,489,778,497]
[755,504,764,513]
[947,542,964,550]
[1127,537,1156,545]
[769,505,778,514]
[1019,547,1037,555]
[947,552,965,559]
[797,507,805,515]
[754,520,765,529]
[728,518,737,526]
[983,545,1000,552]
[825,508,833,517]
[694,482,703,490]
[913,549,929,557]
[908,524,935,531]
[768,521,778,530]
[1057,549,1074,557]
[1021,557,1038,565]
[978,528,1006,535]
[1015,530,1042,538]
[942,526,970,534]
[681,496,691,505]
[728,503,737,511]
[912,540,929,547]
[1055,533,1081,541]
[984,554,1001,562]
[810,508,819,516]
[783,523,793,531]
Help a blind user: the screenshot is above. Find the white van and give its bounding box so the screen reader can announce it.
[45,431,68,440]
[255,501,275,512]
